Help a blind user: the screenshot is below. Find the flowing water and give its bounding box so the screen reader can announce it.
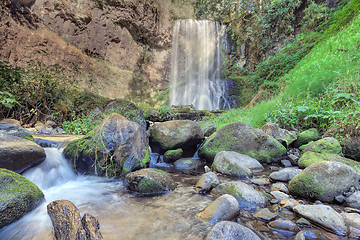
[0,148,213,240]
[169,19,230,111]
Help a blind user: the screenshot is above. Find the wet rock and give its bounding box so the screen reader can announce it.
[0,168,44,229]
[211,181,267,210]
[269,168,302,182]
[335,194,346,203]
[174,158,202,171]
[260,122,297,147]
[298,151,360,173]
[203,124,217,137]
[281,160,292,167]
[341,212,360,231]
[81,213,103,240]
[302,137,342,155]
[10,131,34,142]
[345,191,360,209]
[124,168,176,195]
[163,148,183,163]
[296,218,312,228]
[206,221,261,240]
[293,128,321,148]
[194,172,220,193]
[199,122,286,163]
[0,134,46,173]
[270,191,290,200]
[280,199,300,209]
[289,161,359,202]
[268,219,299,232]
[0,119,20,131]
[149,120,204,154]
[271,182,289,193]
[293,205,347,236]
[198,194,239,223]
[251,178,270,186]
[212,151,263,178]
[253,208,277,222]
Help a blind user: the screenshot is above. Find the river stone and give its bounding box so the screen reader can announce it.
[268,219,299,232]
[81,213,103,240]
[289,161,359,202]
[341,212,360,230]
[149,120,204,154]
[198,194,239,223]
[261,122,297,147]
[199,122,286,163]
[293,205,347,236]
[253,208,277,221]
[293,128,321,148]
[124,168,176,195]
[203,124,217,137]
[206,221,261,240]
[194,172,220,193]
[298,151,360,173]
[0,168,44,229]
[251,178,270,186]
[211,181,267,210]
[345,191,360,209]
[302,137,342,155]
[0,134,46,173]
[271,182,289,193]
[163,148,183,163]
[269,168,302,182]
[64,113,148,176]
[0,119,20,131]
[270,191,290,200]
[174,158,202,170]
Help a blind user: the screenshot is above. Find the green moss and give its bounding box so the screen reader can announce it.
[164,148,183,162]
[10,132,34,142]
[137,178,164,193]
[289,172,325,200]
[294,128,321,147]
[308,138,342,154]
[141,147,151,166]
[149,168,170,176]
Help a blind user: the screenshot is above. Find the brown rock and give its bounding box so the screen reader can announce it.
[0,119,20,131]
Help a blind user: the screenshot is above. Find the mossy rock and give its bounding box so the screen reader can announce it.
[0,168,44,229]
[163,148,183,163]
[10,132,34,142]
[198,122,286,163]
[298,151,360,173]
[293,128,321,148]
[124,168,176,195]
[302,137,342,155]
[289,161,358,202]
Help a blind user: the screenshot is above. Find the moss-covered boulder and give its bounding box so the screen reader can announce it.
[293,128,321,148]
[0,134,46,173]
[302,137,342,155]
[198,122,286,163]
[206,221,261,240]
[298,151,360,173]
[163,148,183,163]
[64,113,148,177]
[149,120,204,155]
[124,168,177,195]
[289,161,359,202]
[10,132,34,142]
[203,124,217,137]
[0,168,44,229]
[261,122,297,147]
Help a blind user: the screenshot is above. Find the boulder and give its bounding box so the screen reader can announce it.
[203,124,217,137]
[198,194,239,223]
[341,136,360,161]
[80,213,103,240]
[271,182,289,193]
[293,205,347,236]
[301,137,342,155]
[174,158,202,171]
[149,120,204,154]
[261,122,297,147]
[253,208,277,222]
[289,161,359,202]
[124,168,176,195]
[298,151,360,173]
[0,168,44,229]
[64,113,149,176]
[269,168,302,182]
[206,221,261,240]
[270,191,290,200]
[268,219,299,232]
[0,134,46,173]
[293,128,321,148]
[194,172,220,193]
[0,119,20,131]
[199,122,286,163]
[345,192,360,209]
[163,148,183,163]
[211,181,267,210]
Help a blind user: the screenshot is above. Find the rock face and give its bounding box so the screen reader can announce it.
[124,168,176,195]
[0,134,46,173]
[0,119,21,131]
[198,194,239,223]
[47,200,103,240]
[194,172,220,193]
[260,122,297,147]
[293,128,321,148]
[0,168,44,229]
[212,151,263,178]
[199,122,286,163]
[149,120,204,154]
[289,161,359,202]
[301,137,342,155]
[64,113,148,176]
[211,181,267,210]
[293,205,347,236]
[206,221,261,240]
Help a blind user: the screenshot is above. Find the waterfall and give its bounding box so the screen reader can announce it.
[169,19,230,111]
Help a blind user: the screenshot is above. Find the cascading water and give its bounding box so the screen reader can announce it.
[169,19,230,111]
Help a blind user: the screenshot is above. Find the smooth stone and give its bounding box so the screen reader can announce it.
[251,178,270,186]
[345,207,360,214]
[163,148,183,163]
[260,122,297,147]
[345,191,360,209]
[269,168,302,182]
[296,218,312,227]
[294,231,305,240]
[0,119,20,131]
[341,212,360,231]
[268,219,299,232]
[253,208,277,222]
[280,199,300,209]
[335,194,346,203]
[198,194,239,224]
[174,158,202,170]
[293,205,347,236]
[270,191,290,200]
[293,128,321,148]
[206,221,261,240]
[271,182,289,193]
[194,172,220,194]
[281,160,292,167]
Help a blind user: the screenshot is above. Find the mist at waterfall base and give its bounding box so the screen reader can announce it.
[0,148,213,240]
[169,20,231,111]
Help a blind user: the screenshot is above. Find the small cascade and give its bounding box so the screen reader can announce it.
[169,19,230,111]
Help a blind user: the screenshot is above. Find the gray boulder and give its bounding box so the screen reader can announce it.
[203,124,217,137]
[206,221,261,240]
[194,172,220,193]
[346,192,360,209]
[198,194,239,223]
[269,168,302,182]
[0,119,20,131]
[261,122,297,147]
